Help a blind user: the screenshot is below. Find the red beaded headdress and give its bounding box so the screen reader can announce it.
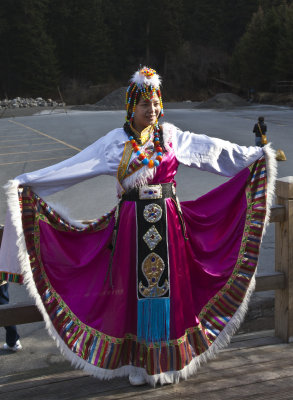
[125,66,164,124]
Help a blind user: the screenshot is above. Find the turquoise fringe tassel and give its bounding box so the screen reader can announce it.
[137,298,170,344]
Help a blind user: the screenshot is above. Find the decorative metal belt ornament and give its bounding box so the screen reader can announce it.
[136,185,171,344]
[110,183,186,344]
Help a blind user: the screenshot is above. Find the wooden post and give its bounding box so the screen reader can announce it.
[275,177,293,342]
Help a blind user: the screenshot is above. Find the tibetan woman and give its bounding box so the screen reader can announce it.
[0,67,276,386]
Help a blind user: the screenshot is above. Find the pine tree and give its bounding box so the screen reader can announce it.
[102,0,185,82]
[181,0,258,51]
[101,0,141,81]
[214,0,259,51]
[0,0,283,98]
[231,5,283,90]
[0,0,59,97]
[46,0,71,79]
[146,0,184,72]
[275,4,293,80]
[107,0,185,72]
[48,0,111,84]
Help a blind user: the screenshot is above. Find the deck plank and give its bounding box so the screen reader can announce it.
[0,333,292,400]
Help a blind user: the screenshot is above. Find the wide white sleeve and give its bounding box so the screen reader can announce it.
[0,129,125,276]
[172,129,264,177]
[14,131,120,197]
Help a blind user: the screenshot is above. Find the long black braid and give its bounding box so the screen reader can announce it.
[157,124,167,153]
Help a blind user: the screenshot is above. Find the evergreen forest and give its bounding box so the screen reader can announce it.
[0,0,293,103]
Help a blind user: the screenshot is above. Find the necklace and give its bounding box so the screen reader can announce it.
[129,127,163,168]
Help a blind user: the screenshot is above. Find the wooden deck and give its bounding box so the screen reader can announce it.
[0,331,292,400]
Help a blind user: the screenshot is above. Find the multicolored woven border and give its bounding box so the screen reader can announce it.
[0,271,22,283]
[198,157,267,342]
[20,156,267,376]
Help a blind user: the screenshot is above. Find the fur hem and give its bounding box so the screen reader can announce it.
[262,143,277,235]
[4,180,32,287]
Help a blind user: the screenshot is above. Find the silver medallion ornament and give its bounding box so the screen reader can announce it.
[143,203,163,223]
[143,225,162,250]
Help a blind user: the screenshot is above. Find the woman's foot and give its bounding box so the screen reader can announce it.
[129,372,147,386]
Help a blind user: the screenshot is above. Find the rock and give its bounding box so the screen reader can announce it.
[0,96,63,109]
[71,87,127,111]
[94,87,127,110]
[196,93,249,109]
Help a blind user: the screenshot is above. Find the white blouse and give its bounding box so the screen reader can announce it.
[14,122,263,197]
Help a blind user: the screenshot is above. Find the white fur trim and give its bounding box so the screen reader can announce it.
[4,180,31,285]
[131,67,161,89]
[262,143,277,235]
[122,165,156,192]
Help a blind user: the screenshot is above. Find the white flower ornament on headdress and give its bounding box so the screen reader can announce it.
[131,67,161,89]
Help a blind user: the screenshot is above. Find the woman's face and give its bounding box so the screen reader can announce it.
[133,93,161,133]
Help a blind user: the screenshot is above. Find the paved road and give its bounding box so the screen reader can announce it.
[0,104,292,355]
[1,105,291,219]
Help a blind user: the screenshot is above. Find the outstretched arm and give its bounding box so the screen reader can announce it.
[14,131,120,197]
[173,129,264,177]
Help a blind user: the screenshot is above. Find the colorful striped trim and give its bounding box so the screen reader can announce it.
[20,187,115,233]
[198,157,267,338]
[20,156,267,376]
[0,271,23,283]
[124,146,154,179]
[117,141,133,184]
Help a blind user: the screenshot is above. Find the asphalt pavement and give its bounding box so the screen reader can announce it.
[0,104,292,376]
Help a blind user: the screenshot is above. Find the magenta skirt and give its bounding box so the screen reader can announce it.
[19,156,267,380]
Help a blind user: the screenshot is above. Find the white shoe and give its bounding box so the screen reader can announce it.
[3,340,22,351]
[129,372,147,386]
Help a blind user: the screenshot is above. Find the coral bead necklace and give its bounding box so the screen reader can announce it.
[129,127,163,168]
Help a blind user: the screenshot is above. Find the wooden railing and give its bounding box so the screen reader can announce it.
[0,177,292,342]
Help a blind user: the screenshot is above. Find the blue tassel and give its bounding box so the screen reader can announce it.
[137,298,170,344]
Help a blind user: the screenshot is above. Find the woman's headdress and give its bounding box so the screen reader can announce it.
[125,66,164,124]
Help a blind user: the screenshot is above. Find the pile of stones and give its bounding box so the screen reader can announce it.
[196,93,249,109]
[73,87,127,111]
[0,97,64,109]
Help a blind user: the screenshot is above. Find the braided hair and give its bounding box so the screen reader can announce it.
[123,66,166,152]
